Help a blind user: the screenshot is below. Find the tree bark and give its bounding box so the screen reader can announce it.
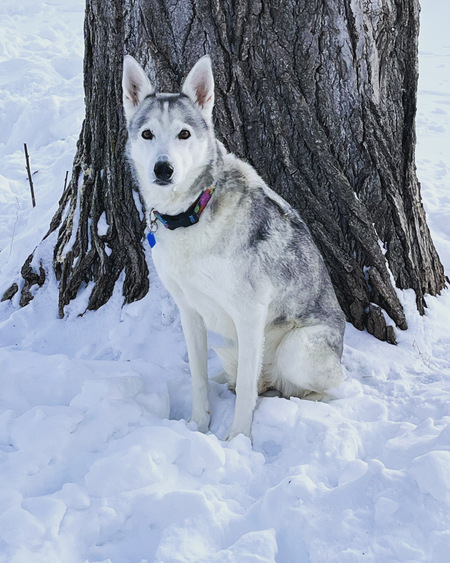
[3,0,149,318]
[3,0,446,342]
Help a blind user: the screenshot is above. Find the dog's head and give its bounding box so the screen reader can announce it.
[122,55,215,207]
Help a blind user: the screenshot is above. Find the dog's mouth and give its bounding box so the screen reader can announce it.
[154,178,173,186]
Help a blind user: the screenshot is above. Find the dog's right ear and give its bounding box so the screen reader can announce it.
[182,56,214,122]
[122,55,154,122]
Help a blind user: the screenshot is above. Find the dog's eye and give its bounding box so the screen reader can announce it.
[142,129,154,140]
[178,129,191,140]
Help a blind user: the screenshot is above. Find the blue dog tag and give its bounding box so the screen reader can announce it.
[147,232,156,248]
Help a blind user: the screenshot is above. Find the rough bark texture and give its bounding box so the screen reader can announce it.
[48,0,150,318]
[3,0,446,340]
[3,0,150,317]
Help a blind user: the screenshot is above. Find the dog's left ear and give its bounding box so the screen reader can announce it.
[182,55,214,120]
[122,55,154,122]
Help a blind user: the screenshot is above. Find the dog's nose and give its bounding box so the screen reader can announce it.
[154,161,174,183]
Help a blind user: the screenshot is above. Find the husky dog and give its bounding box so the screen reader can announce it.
[122,55,345,440]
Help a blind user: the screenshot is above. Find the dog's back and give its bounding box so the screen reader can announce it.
[193,152,345,397]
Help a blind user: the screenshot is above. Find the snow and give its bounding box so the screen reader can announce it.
[0,1,450,561]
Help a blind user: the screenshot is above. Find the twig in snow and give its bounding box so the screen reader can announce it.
[413,340,432,368]
[23,143,36,208]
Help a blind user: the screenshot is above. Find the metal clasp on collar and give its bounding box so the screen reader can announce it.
[149,209,159,233]
[147,209,159,248]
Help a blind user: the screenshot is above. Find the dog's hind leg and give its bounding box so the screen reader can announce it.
[274,324,344,398]
[212,343,237,388]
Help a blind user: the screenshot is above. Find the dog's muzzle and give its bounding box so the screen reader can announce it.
[154,158,174,184]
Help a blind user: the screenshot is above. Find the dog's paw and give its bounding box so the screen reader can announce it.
[212,371,228,384]
[188,411,211,434]
[223,425,252,442]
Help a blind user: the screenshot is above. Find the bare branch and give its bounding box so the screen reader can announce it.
[23,143,36,208]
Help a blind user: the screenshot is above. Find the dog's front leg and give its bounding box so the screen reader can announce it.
[224,311,266,441]
[179,306,210,433]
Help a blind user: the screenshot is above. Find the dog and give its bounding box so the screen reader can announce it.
[122,55,345,440]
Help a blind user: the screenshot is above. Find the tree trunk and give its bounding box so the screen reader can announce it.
[3,0,150,318]
[3,0,446,342]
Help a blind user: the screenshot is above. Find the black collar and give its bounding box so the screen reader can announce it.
[152,186,216,231]
[147,186,216,248]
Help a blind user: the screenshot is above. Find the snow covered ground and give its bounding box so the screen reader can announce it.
[0,1,449,561]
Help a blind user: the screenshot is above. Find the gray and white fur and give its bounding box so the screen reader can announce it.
[123,54,345,440]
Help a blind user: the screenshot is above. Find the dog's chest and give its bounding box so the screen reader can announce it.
[152,226,215,276]
[152,229,237,336]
